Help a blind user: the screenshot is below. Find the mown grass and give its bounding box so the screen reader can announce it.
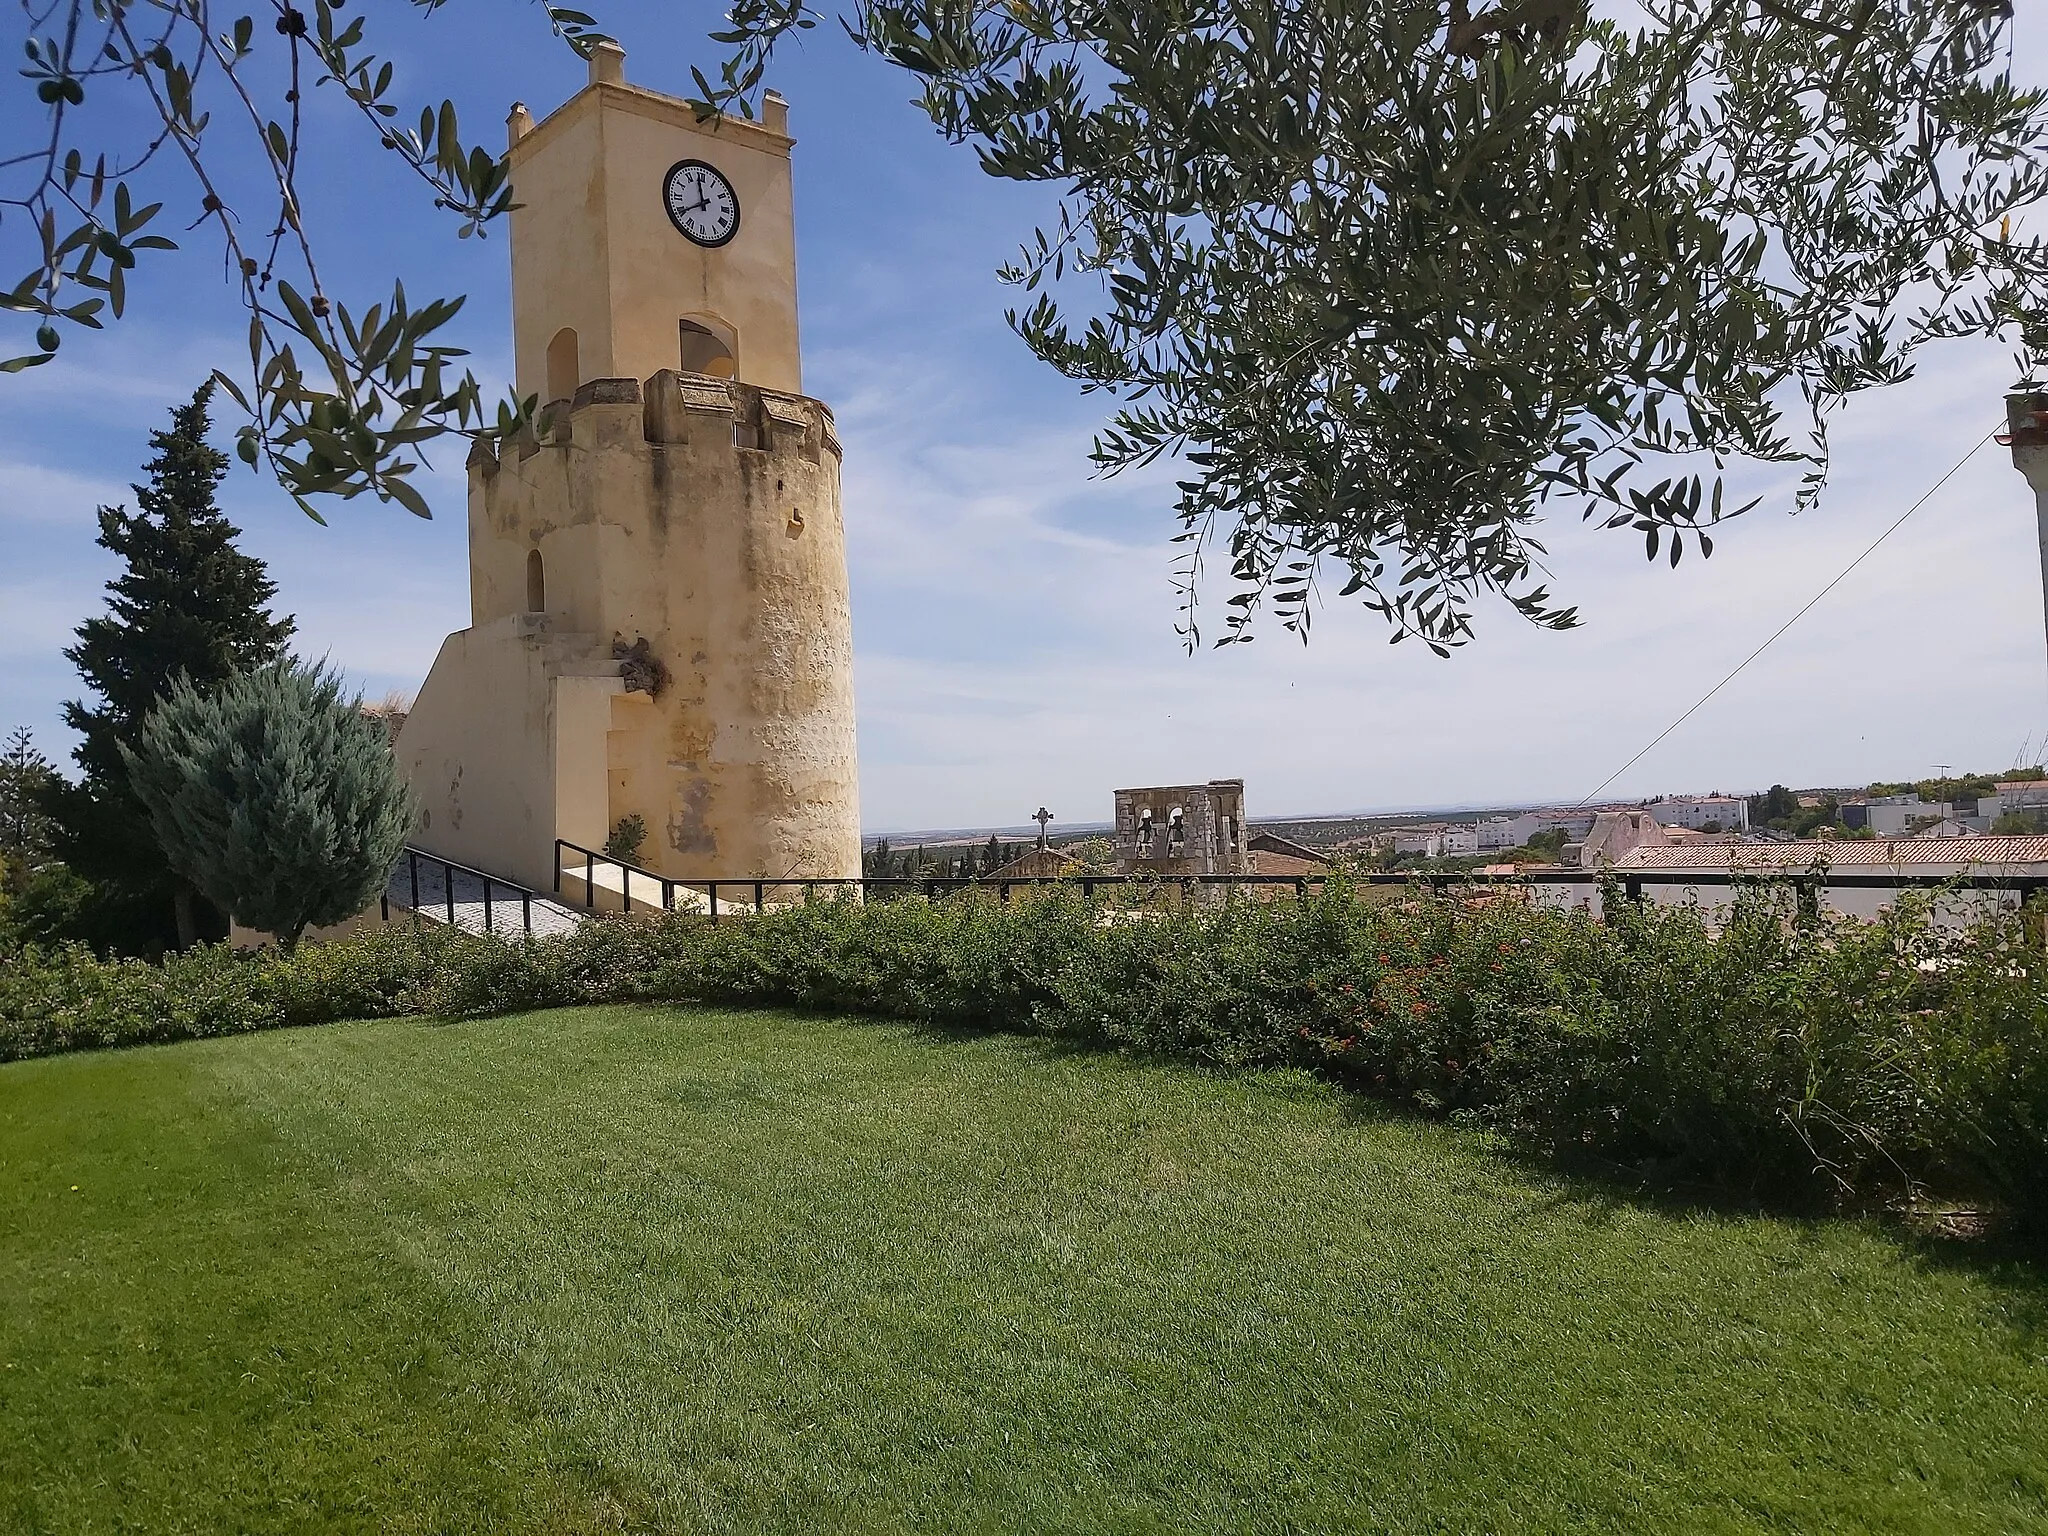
[4,1005,2045,1533]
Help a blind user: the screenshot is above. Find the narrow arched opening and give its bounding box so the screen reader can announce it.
[526,547,546,613]
[679,318,735,378]
[546,328,579,403]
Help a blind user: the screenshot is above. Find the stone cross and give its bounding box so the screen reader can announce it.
[1033,807,1054,849]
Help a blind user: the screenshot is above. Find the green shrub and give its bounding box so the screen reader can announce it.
[3,881,2045,1214]
[602,813,648,864]
[124,659,415,951]
[1906,912,2048,1208]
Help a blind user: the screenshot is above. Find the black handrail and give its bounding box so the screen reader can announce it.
[391,845,541,936]
[554,838,681,915]
[552,837,2047,925]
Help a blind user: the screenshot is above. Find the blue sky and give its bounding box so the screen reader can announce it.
[2,4,2045,834]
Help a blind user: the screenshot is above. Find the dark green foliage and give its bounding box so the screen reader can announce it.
[0,864,93,949]
[602,813,648,864]
[1750,784,1798,823]
[123,660,415,951]
[42,385,295,954]
[1747,785,1868,837]
[1786,795,1841,836]
[1872,766,2043,808]
[4,0,614,523]
[861,836,1028,879]
[4,884,2045,1215]
[0,727,57,891]
[702,0,2046,648]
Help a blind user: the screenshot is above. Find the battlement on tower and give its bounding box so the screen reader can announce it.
[466,370,841,483]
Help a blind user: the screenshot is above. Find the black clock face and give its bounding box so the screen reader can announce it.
[664,160,740,248]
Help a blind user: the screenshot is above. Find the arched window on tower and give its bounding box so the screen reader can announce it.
[679,318,735,378]
[526,548,546,613]
[546,328,579,403]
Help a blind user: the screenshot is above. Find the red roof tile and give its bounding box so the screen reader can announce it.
[1612,836,2048,873]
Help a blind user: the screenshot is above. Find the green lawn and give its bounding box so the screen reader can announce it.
[3,1008,2044,1534]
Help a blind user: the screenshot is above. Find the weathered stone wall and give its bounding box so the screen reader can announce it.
[459,369,860,882]
[506,66,804,401]
[1113,779,1249,877]
[395,613,623,894]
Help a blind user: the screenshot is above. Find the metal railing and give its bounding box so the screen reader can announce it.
[554,838,2048,924]
[554,838,699,915]
[386,845,537,935]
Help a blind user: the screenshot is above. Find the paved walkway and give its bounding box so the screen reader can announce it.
[383,851,587,938]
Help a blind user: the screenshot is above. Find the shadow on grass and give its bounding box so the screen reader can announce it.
[857,1004,2048,1326]
[1400,1100,2048,1348]
[433,997,2048,1345]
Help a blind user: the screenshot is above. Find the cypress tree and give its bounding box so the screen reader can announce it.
[124,660,415,953]
[42,384,296,953]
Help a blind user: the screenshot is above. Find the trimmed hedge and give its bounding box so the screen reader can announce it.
[4,883,2044,1211]
[0,925,459,1058]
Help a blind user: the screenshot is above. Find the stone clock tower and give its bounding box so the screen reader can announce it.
[395,45,861,895]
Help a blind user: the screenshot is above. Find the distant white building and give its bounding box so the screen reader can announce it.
[1981,781,2048,824]
[1647,795,1751,832]
[1533,810,1597,840]
[1599,835,2048,926]
[1843,795,1954,836]
[1389,826,1442,856]
[1388,824,1478,858]
[1460,808,1602,852]
[1475,816,1522,850]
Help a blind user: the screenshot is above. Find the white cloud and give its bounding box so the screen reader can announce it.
[841,329,2048,832]
[0,461,129,524]
[0,582,95,658]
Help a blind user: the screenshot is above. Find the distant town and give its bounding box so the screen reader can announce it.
[861,766,2048,881]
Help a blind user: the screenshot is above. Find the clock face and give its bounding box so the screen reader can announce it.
[664,159,740,248]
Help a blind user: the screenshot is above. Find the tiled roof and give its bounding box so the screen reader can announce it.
[1612,836,2048,873]
[987,847,1080,878]
[1247,831,1327,863]
[1251,850,1326,877]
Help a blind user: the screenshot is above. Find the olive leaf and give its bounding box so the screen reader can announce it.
[698,0,2047,648]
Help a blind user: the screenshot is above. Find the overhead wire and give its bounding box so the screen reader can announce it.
[1575,425,2000,808]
